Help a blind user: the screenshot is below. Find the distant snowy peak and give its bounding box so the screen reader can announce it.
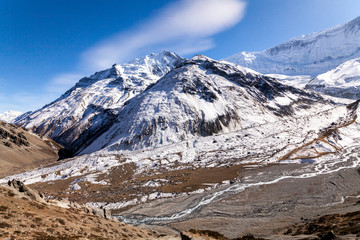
[225,16,360,76]
[0,111,23,123]
[306,57,360,99]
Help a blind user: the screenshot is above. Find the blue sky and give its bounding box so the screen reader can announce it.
[0,0,359,113]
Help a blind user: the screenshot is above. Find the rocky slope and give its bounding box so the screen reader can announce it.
[0,180,170,239]
[306,57,360,99]
[225,16,360,76]
[0,121,62,178]
[15,51,183,156]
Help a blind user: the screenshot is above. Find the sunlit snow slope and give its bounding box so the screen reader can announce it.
[306,57,360,99]
[80,55,327,154]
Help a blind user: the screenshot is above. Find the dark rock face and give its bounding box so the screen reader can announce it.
[0,122,30,148]
[182,76,221,102]
[8,179,44,201]
[199,110,239,136]
[54,107,119,156]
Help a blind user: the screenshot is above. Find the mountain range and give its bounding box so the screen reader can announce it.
[1,15,360,240]
[15,51,183,156]
[15,53,328,158]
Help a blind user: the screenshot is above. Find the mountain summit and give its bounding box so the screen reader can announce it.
[15,51,184,156]
[225,16,360,76]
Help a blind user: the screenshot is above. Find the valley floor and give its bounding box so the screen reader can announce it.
[119,164,360,239]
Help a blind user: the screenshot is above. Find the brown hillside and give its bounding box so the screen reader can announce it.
[0,182,167,239]
[0,121,61,178]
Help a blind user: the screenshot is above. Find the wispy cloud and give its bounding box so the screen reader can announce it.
[3,0,246,113]
[82,0,247,70]
[46,73,84,93]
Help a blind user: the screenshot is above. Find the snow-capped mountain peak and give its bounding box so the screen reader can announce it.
[74,51,182,88]
[16,53,327,157]
[225,16,360,76]
[15,51,184,155]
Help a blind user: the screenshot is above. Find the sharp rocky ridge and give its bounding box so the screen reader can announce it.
[15,52,328,156]
[225,16,360,76]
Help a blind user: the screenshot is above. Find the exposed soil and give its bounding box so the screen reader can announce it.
[0,121,61,178]
[115,163,360,239]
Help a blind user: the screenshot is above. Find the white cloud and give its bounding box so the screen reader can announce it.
[82,0,246,70]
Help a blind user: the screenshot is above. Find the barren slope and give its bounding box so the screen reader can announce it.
[0,121,61,178]
[0,183,168,239]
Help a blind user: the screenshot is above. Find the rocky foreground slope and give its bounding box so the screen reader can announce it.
[3,178,358,240]
[0,180,173,239]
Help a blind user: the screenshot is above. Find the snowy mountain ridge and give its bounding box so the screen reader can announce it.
[0,110,23,123]
[225,16,360,76]
[15,51,184,155]
[306,57,360,99]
